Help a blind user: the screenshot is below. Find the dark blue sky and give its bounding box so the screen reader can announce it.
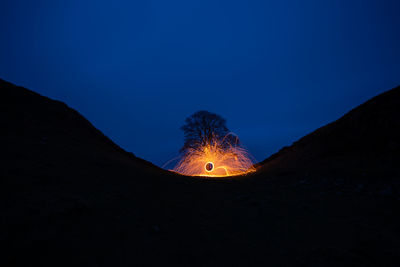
[1,0,399,167]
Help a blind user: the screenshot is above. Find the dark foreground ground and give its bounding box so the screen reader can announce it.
[1,79,399,266]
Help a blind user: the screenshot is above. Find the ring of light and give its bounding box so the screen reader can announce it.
[204,162,214,172]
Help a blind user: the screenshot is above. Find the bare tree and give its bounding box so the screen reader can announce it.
[180,111,238,153]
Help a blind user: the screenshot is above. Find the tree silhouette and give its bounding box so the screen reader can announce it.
[180,111,238,153]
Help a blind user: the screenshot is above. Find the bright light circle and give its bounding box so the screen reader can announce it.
[204,162,214,172]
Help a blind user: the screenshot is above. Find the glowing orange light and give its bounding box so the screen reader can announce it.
[171,133,256,177]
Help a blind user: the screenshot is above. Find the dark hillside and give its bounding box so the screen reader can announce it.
[0,79,161,181]
[259,86,400,175]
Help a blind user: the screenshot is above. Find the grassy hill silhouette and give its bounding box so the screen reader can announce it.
[1,78,399,266]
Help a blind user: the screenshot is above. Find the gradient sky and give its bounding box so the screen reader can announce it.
[1,0,399,167]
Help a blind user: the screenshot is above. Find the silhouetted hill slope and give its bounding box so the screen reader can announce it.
[1,79,399,267]
[0,79,161,177]
[260,86,400,174]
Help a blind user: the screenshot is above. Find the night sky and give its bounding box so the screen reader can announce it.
[1,0,399,167]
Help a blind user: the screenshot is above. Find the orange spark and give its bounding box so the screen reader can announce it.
[172,133,256,177]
